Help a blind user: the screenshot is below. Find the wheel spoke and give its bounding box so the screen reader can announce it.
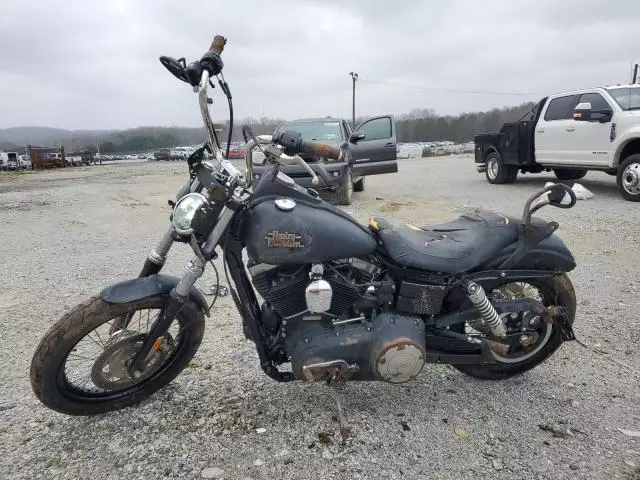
[62,306,185,396]
[85,333,103,349]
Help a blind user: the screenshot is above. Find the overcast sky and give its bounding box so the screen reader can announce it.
[1,0,639,130]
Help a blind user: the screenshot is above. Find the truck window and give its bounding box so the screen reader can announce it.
[578,92,611,120]
[357,117,392,141]
[607,88,640,111]
[275,121,342,143]
[543,95,578,121]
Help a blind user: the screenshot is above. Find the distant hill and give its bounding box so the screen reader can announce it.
[0,102,536,153]
[0,121,281,154]
[0,126,116,151]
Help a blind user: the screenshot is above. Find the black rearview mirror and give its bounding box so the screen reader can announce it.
[350,132,365,143]
[596,108,613,123]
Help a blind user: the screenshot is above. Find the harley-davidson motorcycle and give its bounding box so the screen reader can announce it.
[31,36,578,416]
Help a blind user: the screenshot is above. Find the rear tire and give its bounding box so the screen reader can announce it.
[454,274,576,380]
[354,176,365,192]
[617,154,640,202]
[485,152,517,184]
[335,168,354,205]
[554,168,587,181]
[30,295,205,415]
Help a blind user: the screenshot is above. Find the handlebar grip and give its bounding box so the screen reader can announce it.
[200,35,226,77]
[208,35,226,55]
[299,141,341,160]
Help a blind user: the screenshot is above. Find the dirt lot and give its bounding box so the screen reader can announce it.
[1,157,639,479]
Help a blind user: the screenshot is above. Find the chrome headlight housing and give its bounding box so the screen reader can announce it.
[251,147,266,165]
[172,193,209,236]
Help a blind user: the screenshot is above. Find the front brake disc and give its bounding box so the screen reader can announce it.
[90,333,173,390]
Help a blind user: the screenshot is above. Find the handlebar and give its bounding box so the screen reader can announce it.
[208,35,226,55]
[274,130,342,161]
[200,36,226,78]
[299,141,341,160]
[197,35,228,164]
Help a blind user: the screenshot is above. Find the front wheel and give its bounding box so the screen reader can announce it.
[335,167,354,205]
[454,274,576,380]
[30,295,205,415]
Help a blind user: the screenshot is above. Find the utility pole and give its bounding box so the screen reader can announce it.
[633,63,639,84]
[349,72,358,128]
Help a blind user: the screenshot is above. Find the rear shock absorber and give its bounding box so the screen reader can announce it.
[465,281,507,339]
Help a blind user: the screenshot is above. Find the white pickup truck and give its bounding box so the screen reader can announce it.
[475,84,640,201]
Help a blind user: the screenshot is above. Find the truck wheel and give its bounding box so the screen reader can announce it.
[335,168,354,205]
[353,176,365,192]
[485,152,517,184]
[554,168,587,181]
[617,154,640,202]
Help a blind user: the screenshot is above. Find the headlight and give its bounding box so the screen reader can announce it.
[252,149,266,165]
[172,193,208,235]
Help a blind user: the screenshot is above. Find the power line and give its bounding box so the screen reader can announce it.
[358,78,543,96]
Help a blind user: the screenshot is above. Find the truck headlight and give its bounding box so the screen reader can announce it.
[172,193,208,235]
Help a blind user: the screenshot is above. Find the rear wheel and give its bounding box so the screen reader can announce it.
[554,168,587,181]
[617,154,640,202]
[485,152,517,184]
[354,176,365,192]
[30,295,205,415]
[454,274,576,380]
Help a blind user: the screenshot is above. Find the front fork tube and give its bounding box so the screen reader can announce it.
[130,254,205,372]
[110,227,177,335]
[138,226,176,278]
[130,205,234,371]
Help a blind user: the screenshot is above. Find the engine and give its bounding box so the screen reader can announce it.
[248,258,427,383]
[248,258,377,320]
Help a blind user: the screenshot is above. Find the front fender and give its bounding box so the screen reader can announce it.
[100,275,210,317]
[613,128,640,167]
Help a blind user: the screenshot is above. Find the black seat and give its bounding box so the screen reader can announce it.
[371,211,520,274]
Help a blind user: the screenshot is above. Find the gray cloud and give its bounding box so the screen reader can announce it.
[1,0,638,129]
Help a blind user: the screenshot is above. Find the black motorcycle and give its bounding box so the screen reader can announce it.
[31,36,578,416]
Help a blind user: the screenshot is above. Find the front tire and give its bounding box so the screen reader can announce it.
[30,295,205,415]
[554,168,587,181]
[617,154,640,202]
[485,152,517,184]
[335,167,354,205]
[454,274,576,380]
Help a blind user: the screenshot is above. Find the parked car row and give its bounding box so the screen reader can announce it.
[0,152,31,170]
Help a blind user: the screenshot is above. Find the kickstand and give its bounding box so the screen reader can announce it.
[329,375,351,442]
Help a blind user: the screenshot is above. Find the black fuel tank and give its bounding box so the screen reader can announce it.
[244,199,377,265]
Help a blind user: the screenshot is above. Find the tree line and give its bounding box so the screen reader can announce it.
[1,102,538,154]
[394,103,536,143]
[83,102,535,152]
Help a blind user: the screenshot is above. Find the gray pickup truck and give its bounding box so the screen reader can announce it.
[249,116,398,204]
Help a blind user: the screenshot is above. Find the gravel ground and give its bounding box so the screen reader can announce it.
[0,157,639,480]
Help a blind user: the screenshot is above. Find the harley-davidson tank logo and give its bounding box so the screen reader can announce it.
[265,230,304,248]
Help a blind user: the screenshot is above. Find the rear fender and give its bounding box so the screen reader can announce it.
[481,234,576,272]
[100,275,210,316]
